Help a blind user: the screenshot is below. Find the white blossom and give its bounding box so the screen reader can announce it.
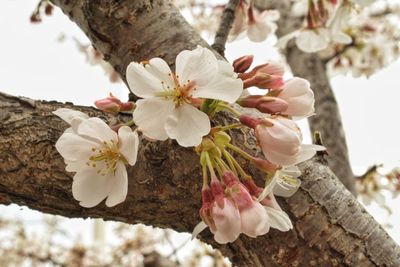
[127,46,243,147]
[54,110,139,208]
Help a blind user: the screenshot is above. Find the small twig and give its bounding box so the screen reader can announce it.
[211,0,241,57]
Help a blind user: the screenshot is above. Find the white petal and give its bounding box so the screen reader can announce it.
[65,160,83,172]
[293,144,325,164]
[240,203,270,238]
[176,47,219,87]
[105,162,128,207]
[280,78,311,98]
[53,108,89,124]
[282,165,302,178]
[165,104,210,147]
[296,29,330,53]
[191,60,243,103]
[274,177,301,197]
[248,21,271,42]
[145,58,175,89]
[118,126,139,166]
[276,30,300,49]
[265,207,293,231]
[257,172,278,201]
[126,62,165,98]
[133,98,174,141]
[191,221,208,240]
[55,133,98,162]
[77,118,118,144]
[72,165,112,208]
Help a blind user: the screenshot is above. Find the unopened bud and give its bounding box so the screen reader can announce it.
[245,73,284,89]
[252,62,284,77]
[256,97,288,114]
[239,115,263,129]
[222,171,240,187]
[238,95,288,114]
[233,55,254,73]
[237,95,263,108]
[250,156,279,173]
[45,4,53,16]
[94,93,135,113]
[242,179,263,197]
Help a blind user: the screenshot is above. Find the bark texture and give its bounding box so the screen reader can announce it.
[1,92,400,266]
[0,0,398,266]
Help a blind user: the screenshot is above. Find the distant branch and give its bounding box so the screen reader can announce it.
[211,0,241,56]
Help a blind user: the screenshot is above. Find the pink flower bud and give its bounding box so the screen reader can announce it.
[242,178,263,197]
[253,62,284,77]
[239,115,262,129]
[239,115,272,129]
[250,156,279,173]
[240,62,284,89]
[199,186,215,230]
[95,93,135,113]
[233,55,254,73]
[275,77,315,117]
[256,96,288,114]
[255,117,322,166]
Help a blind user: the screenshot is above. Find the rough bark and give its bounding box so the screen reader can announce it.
[1,0,398,266]
[255,0,355,193]
[1,92,399,266]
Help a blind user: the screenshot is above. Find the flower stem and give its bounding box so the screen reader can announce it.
[226,143,253,161]
[225,150,251,180]
[217,103,241,117]
[220,123,243,131]
[202,161,208,189]
[125,120,136,127]
[204,151,217,178]
[223,150,238,176]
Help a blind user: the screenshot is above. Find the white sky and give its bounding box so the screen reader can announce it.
[1,0,400,249]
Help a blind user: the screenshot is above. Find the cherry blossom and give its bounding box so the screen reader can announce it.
[240,115,324,166]
[54,111,139,208]
[275,77,315,118]
[126,46,243,147]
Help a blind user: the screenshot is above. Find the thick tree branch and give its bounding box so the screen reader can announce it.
[1,91,399,266]
[1,0,398,265]
[211,0,241,56]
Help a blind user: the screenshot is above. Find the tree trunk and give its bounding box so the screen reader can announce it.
[0,0,398,266]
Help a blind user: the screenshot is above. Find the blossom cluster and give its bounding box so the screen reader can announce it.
[54,46,321,244]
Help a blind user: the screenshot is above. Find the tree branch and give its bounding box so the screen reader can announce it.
[211,0,241,57]
[1,91,399,266]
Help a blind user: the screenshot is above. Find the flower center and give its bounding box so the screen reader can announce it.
[87,140,123,175]
[156,73,196,107]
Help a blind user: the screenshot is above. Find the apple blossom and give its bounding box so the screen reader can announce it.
[126,46,243,147]
[55,113,139,208]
